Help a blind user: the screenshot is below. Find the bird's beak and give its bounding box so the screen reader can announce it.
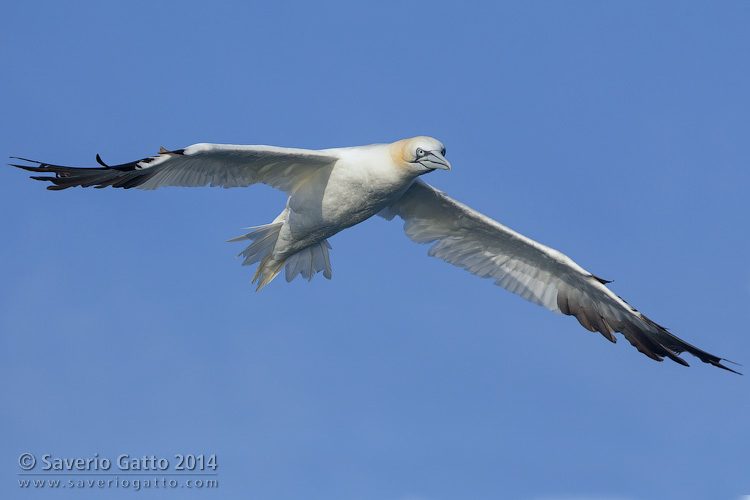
[420,151,451,171]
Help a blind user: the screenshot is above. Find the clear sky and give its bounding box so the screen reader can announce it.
[2,1,748,499]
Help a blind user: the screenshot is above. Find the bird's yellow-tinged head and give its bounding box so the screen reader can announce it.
[390,136,451,175]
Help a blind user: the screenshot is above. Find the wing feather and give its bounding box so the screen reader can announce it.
[382,179,738,373]
[11,143,338,195]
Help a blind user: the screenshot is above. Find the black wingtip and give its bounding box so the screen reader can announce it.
[10,161,48,173]
[10,156,39,163]
[95,154,110,168]
[591,273,613,284]
[9,157,43,169]
[714,359,742,375]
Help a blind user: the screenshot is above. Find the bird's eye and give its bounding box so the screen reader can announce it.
[416,148,425,157]
[441,148,446,156]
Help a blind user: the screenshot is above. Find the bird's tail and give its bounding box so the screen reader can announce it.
[228,222,286,291]
[282,240,333,284]
[228,223,333,291]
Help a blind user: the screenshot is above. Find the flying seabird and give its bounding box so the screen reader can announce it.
[11,136,738,373]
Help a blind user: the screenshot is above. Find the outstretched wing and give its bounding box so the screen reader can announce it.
[11,143,339,195]
[382,179,738,373]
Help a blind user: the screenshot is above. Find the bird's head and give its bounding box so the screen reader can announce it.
[391,136,451,175]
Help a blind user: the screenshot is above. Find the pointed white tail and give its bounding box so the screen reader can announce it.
[228,223,333,291]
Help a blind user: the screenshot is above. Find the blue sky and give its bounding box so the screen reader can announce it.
[2,1,749,499]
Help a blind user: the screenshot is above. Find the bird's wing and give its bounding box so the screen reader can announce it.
[381,179,737,373]
[11,143,339,194]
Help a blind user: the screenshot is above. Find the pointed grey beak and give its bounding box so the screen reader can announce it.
[420,151,451,171]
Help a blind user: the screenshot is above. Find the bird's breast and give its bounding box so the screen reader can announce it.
[285,155,413,242]
[324,157,413,222]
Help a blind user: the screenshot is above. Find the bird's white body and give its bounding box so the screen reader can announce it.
[282,143,415,255]
[12,136,736,372]
[223,138,447,286]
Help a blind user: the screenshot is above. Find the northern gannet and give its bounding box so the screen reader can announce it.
[11,136,738,373]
